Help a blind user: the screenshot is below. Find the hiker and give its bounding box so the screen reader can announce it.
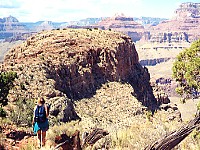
[32,97,49,148]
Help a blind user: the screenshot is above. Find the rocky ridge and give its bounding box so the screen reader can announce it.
[2,28,156,121]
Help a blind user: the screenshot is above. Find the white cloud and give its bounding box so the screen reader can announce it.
[1,0,195,22]
[0,0,20,8]
[0,0,143,21]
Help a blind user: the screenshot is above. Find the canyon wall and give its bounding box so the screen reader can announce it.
[149,2,200,43]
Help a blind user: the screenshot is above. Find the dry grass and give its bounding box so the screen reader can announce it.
[43,116,167,149]
[3,105,200,150]
[71,82,200,149]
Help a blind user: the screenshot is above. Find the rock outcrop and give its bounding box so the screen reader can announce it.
[139,58,171,66]
[2,28,156,121]
[146,31,189,43]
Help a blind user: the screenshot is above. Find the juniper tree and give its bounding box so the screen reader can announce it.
[172,39,200,98]
[0,71,17,117]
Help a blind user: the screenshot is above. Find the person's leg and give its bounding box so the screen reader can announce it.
[37,130,41,147]
[42,131,46,146]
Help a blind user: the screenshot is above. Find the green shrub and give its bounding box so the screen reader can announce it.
[0,107,6,118]
[145,110,152,121]
[9,99,35,127]
[20,83,26,90]
[0,71,17,107]
[197,102,200,111]
[172,39,200,96]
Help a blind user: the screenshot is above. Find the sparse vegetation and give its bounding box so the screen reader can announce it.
[9,98,35,127]
[0,71,17,107]
[0,71,17,117]
[39,55,45,60]
[197,101,200,111]
[0,107,6,117]
[19,140,37,150]
[20,82,26,90]
[0,133,6,150]
[145,110,153,121]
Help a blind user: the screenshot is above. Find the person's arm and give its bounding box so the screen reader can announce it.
[32,105,37,125]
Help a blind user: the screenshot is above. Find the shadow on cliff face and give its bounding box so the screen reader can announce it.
[48,97,81,123]
[45,62,108,100]
[45,62,158,111]
[124,64,158,110]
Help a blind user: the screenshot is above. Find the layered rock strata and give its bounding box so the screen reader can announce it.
[96,14,144,42]
[0,16,26,39]
[174,2,200,19]
[149,2,200,43]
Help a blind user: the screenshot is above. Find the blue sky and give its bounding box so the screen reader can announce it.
[0,0,199,22]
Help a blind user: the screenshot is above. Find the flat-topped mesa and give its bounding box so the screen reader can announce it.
[98,15,144,30]
[96,14,144,42]
[3,28,155,108]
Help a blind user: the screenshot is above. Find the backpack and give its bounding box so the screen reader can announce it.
[34,105,46,123]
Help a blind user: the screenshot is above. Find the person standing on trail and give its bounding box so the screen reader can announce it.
[32,97,49,148]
